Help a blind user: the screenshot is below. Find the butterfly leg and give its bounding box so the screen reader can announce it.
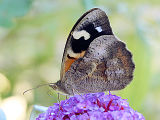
[65,95,68,99]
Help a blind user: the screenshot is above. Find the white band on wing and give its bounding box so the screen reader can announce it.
[72,30,90,40]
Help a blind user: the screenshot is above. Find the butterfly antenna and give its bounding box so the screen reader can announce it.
[23,83,52,95]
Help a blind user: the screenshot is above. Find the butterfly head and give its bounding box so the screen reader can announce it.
[49,81,70,95]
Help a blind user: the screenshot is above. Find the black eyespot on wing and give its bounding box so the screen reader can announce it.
[71,23,113,53]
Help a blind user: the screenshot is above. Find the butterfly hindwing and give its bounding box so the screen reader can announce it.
[60,8,113,79]
[63,35,135,94]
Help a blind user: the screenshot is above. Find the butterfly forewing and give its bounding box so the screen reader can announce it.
[60,8,113,79]
[63,35,135,94]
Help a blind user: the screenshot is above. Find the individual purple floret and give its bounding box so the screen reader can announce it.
[36,92,145,120]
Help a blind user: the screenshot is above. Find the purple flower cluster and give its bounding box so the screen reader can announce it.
[36,93,145,120]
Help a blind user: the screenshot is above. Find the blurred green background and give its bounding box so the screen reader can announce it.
[0,0,160,120]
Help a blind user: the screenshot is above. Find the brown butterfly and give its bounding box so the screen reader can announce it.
[50,8,135,95]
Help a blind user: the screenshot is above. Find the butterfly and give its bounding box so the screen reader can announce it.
[50,8,135,95]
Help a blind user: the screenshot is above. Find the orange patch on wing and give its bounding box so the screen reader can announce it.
[65,58,77,73]
[65,51,85,73]
[80,51,85,57]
